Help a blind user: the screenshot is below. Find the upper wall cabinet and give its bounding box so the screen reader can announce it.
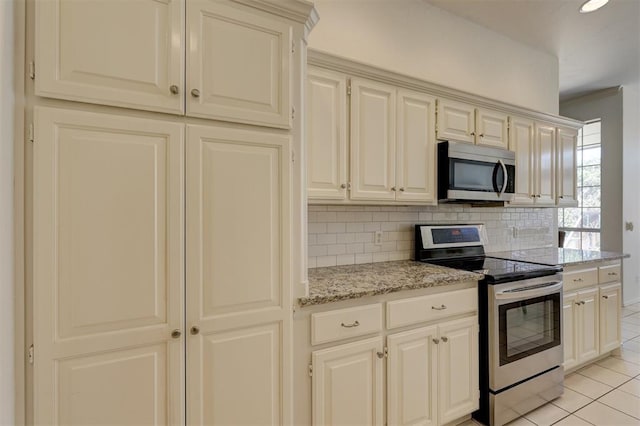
[36,0,293,128]
[436,99,508,150]
[306,67,348,200]
[187,0,292,128]
[557,127,579,207]
[36,0,185,114]
[534,122,557,206]
[509,116,535,205]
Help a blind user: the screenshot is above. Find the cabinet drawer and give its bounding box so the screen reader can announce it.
[563,268,598,290]
[386,288,477,330]
[599,264,621,283]
[311,304,383,345]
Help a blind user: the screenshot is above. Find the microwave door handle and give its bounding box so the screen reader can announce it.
[498,159,508,196]
[495,281,563,300]
[492,162,501,194]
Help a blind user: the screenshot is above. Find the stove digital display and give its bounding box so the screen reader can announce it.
[432,227,481,244]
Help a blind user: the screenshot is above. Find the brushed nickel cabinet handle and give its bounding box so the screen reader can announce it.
[191,89,201,98]
[341,321,360,328]
[169,85,179,94]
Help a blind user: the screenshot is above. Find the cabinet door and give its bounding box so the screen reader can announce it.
[557,127,579,206]
[312,337,384,426]
[476,108,509,150]
[36,0,184,114]
[436,99,475,144]
[307,68,348,200]
[187,0,292,128]
[562,291,579,370]
[33,107,184,425]
[387,327,438,426]
[437,317,479,425]
[350,78,397,201]
[186,125,291,425]
[600,283,622,353]
[509,116,535,205]
[396,90,437,203]
[534,123,556,206]
[578,288,600,363]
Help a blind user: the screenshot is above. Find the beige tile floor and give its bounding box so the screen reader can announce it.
[460,302,640,426]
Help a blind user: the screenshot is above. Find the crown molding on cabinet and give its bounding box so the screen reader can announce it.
[234,0,319,34]
[308,49,583,129]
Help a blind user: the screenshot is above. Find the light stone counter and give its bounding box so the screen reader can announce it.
[488,247,629,267]
[299,260,482,307]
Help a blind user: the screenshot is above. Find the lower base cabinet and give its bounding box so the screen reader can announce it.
[311,315,479,426]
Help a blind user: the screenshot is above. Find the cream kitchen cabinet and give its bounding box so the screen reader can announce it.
[556,127,579,206]
[348,78,437,203]
[509,119,556,206]
[36,0,293,128]
[312,337,385,426]
[436,99,509,150]
[306,67,348,200]
[33,107,185,425]
[562,261,622,372]
[387,317,479,426]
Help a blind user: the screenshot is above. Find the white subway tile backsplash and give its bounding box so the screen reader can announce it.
[308,204,556,268]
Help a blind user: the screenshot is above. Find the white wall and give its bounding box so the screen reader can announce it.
[308,0,559,114]
[0,0,15,424]
[622,82,640,305]
[560,88,623,253]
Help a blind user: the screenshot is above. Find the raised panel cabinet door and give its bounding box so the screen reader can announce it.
[578,288,600,363]
[350,78,397,201]
[562,292,579,370]
[396,90,437,203]
[307,67,348,200]
[187,0,292,128]
[36,0,184,114]
[387,326,438,426]
[312,337,384,426]
[186,124,291,425]
[475,108,509,150]
[508,116,535,205]
[437,317,479,425]
[534,123,556,206]
[557,127,579,206]
[599,283,622,353]
[33,107,184,425]
[436,99,475,144]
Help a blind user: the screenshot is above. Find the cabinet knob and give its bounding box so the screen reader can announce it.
[575,302,581,306]
[470,131,476,136]
[559,196,565,199]
[431,304,447,311]
[391,186,397,191]
[340,321,360,328]
[190,326,200,335]
[191,89,201,98]
[432,338,440,344]
[479,133,484,138]
[602,295,609,299]
[399,187,405,192]
[581,301,586,305]
[169,85,179,95]
[171,329,182,339]
[441,336,448,342]
[608,272,617,276]
[340,183,347,189]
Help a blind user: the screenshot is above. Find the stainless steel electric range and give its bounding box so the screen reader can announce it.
[414,224,564,426]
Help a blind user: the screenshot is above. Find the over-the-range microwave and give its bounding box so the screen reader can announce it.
[437,141,515,203]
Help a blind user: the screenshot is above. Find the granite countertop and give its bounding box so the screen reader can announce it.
[488,247,630,267]
[299,260,482,307]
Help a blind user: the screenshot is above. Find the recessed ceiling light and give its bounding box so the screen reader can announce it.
[580,0,609,13]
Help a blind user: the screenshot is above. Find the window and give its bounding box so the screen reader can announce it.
[558,120,601,250]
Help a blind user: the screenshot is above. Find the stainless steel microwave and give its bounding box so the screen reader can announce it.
[437,141,515,203]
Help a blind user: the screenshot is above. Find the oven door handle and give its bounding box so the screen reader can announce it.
[495,281,562,300]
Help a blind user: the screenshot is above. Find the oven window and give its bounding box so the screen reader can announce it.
[451,159,502,192]
[498,293,561,366]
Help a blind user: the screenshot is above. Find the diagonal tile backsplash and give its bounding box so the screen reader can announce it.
[308,204,557,268]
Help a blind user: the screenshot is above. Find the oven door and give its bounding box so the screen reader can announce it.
[488,275,563,391]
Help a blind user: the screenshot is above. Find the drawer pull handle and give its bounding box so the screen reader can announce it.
[602,295,609,299]
[341,320,360,328]
[432,304,447,311]
[441,336,448,342]
[376,348,388,359]
[573,278,584,282]
[608,272,618,276]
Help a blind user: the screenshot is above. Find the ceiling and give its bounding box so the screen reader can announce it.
[424,0,640,101]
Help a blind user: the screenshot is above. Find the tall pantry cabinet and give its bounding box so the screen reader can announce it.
[28,0,318,424]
